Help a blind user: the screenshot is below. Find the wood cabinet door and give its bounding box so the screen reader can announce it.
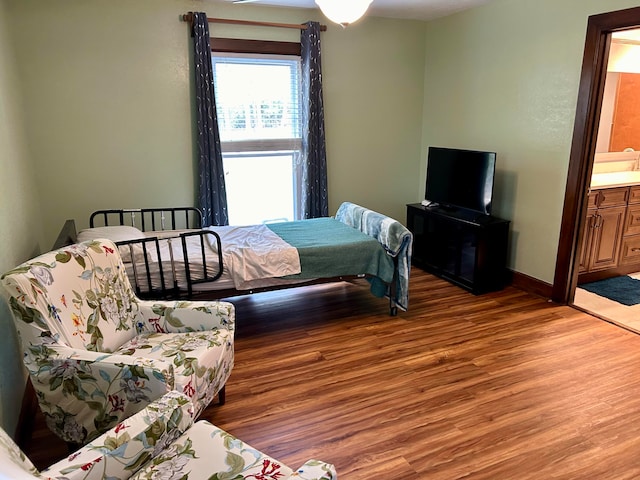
[590,205,627,271]
[578,210,596,273]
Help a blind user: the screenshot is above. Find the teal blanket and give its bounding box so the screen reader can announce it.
[335,202,413,311]
[267,217,394,287]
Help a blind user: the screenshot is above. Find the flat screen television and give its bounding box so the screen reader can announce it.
[425,146,496,216]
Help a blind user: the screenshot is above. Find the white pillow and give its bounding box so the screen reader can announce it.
[77,225,145,243]
[77,226,154,263]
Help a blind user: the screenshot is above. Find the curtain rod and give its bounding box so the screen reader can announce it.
[181,13,327,32]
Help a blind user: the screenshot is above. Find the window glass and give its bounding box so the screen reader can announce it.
[212,54,302,225]
[214,55,300,142]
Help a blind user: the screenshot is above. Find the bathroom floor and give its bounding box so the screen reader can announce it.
[573,272,640,334]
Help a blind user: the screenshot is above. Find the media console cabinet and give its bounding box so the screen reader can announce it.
[406,203,510,294]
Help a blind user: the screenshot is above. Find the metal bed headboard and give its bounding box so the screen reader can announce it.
[89,207,203,231]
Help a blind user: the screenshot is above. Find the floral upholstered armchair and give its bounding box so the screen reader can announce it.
[0,390,337,480]
[0,239,235,446]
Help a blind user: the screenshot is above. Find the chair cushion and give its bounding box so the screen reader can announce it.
[129,420,295,480]
[114,330,234,415]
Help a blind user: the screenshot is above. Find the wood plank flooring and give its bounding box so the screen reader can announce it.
[22,267,640,479]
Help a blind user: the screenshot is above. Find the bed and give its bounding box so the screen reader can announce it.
[59,203,412,315]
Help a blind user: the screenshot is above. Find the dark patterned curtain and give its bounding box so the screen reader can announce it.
[192,12,228,226]
[300,21,328,219]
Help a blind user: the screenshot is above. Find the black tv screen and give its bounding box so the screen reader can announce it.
[425,146,496,215]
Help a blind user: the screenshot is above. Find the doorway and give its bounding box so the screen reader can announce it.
[552,6,640,306]
[571,29,640,332]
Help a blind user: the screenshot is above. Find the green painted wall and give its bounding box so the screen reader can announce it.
[0,0,41,436]
[6,0,426,246]
[421,0,640,284]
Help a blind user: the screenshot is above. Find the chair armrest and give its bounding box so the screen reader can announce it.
[42,391,194,480]
[28,345,175,444]
[136,300,235,334]
[289,460,337,480]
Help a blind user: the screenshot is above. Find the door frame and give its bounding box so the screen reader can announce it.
[552,6,640,303]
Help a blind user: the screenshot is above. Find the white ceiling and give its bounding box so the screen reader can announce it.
[227,0,493,22]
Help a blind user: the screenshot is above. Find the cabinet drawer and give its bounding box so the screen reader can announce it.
[587,192,599,209]
[620,236,640,265]
[625,205,640,236]
[630,185,640,204]
[597,187,629,207]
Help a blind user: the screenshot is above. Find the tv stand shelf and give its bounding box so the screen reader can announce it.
[406,203,510,294]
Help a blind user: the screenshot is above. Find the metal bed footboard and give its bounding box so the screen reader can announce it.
[116,229,223,300]
[181,229,223,297]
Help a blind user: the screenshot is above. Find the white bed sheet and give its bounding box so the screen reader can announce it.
[124,225,302,294]
[204,225,300,288]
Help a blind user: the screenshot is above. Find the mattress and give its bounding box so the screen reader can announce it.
[124,219,393,296]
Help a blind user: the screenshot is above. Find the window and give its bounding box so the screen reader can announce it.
[212,53,302,225]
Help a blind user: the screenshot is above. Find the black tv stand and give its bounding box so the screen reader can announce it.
[407,203,510,294]
[426,204,491,224]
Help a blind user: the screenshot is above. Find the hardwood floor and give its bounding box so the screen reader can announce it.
[22,267,640,479]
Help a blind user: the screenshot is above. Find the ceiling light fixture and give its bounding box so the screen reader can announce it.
[314,0,373,27]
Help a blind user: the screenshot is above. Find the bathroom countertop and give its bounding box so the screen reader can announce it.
[590,171,640,189]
